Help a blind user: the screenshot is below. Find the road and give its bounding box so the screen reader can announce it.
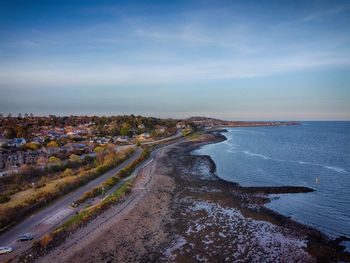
[0,147,142,260]
[140,130,182,146]
[37,136,184,263]
[0,132,185,261]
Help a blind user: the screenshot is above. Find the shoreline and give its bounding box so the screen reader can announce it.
[190,129,315,195]
[16,131,350,262]
[186,130,350,261]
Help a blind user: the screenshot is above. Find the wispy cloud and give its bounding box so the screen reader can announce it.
[1,51,349,88]
[300,4,350,22]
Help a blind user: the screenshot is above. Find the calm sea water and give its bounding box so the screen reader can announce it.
[194,122,350,243]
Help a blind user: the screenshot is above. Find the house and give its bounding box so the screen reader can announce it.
[0,168,18,177]
[0,137,7,147]
[156,125,166,133]
[8,138,26,147]
[114,136,129,143]
[137,132,150,141]
[32,136,45,144]
[95,137,109,145]
[176,122,186,129]
[138,123,146,129]
[72,143,88,151]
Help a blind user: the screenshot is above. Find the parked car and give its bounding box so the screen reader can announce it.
[0,246,13,254]
[17,233,33,242]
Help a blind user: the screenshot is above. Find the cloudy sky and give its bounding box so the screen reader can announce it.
[1,0,350,120]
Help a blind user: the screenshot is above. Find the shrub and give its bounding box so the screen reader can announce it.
[46,141,59,148]
[0,194,10,204]
[0,147,135,230]
[69,154,82,164]
[61,168,73,177]
[93,146,104,153]
[48,156,61,165]
[39,234,53,247]
[25,142,40,151]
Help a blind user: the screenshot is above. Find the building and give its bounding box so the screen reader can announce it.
[8,138,26,147]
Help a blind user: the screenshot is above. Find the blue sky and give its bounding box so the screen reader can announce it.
[0,0,350,120]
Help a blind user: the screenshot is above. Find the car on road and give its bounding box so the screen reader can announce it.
[0,246,13,255]
[17,233,33,242]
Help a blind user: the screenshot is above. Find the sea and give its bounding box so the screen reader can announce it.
[194,122,350,248]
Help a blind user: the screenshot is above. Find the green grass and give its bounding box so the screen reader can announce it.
[74,149,149,206]
[54,179,134,235]
[0,147,135,230]
[186,131,202,139]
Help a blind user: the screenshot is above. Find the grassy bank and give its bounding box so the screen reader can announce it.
[0,147,134,231]
[74,148,150,206]
[29,179,135,256]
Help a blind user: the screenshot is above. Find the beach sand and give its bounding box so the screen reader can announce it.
[27,132,349,263]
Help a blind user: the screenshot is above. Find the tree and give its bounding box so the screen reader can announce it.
[62,168,73,177]
[25,142,40,151]
[37,157,48,166]
[47,141,59,148]
[20,164,32,176]
[96,151,105,166]
[120,125,129,136]
[15,125,28,138]
[69,154,82,164]
[48,156,61,165]
[94,146,104,153]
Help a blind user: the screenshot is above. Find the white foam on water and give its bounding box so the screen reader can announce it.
[239,150,348,174]
[323,165,348,174]
[242,150,271,160]
[298,160,348,174]
[230,129,266,135]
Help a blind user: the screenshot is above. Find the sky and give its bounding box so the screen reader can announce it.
[0,0,350,120]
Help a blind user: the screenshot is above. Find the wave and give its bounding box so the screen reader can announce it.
[239,151,348,174]
[230,129,265,135]
[298,161,348,174]
[242,150,271,160]
[324,166,348,174]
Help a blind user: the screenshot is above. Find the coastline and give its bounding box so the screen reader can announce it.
[185,130,350,262]
[17,131,350,262]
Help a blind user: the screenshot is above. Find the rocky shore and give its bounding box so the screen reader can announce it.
[166,131,349,262]
[20,131,350,262]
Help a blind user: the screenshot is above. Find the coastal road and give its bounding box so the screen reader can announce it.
[36,135,185,263]
[0,147,142,260]
[140,130,183,146]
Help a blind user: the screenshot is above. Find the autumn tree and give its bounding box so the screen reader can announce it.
[47,141,59,148]
[48,156,61,165]
[69,154,82,164]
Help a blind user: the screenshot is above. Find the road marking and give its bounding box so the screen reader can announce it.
[42,208,73,225]
[140,158,154,169]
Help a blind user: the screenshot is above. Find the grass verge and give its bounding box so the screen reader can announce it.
[74,148,149,206]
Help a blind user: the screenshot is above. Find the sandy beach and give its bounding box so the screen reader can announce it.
[21,131,350,263]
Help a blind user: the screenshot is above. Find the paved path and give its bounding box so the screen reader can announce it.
[0,147,141,261]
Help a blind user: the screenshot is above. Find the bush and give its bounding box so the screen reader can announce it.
[61,168,73,177]
[0,194,10,204]
[25,142,40,151]
[93,146,104,153]
[0,147,135,230]
[69,154,82,164]
[48,156,61,165]
[40,234,53,247]
[74,149,148,206]
[47,141,59,148]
